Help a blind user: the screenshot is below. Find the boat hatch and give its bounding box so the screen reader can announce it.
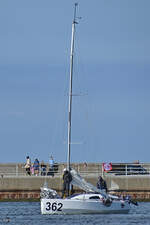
[89,196,100,200]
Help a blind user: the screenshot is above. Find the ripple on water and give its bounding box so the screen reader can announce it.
[0,202,150,225]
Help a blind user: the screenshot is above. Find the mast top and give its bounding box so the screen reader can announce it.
[73,3,79,24]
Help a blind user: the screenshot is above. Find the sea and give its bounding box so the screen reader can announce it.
[0,201,149,225]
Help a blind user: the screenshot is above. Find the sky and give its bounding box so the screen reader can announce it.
[0,0,150,164]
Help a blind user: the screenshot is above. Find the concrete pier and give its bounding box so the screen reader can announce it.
[0,163,150,201]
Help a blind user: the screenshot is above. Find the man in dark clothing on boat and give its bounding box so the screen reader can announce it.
[97,176,107,193]
[62,169,72,198]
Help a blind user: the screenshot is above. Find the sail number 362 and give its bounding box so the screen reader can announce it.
[46,202,63,211]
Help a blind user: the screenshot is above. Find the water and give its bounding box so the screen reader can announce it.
[0,201,149,225]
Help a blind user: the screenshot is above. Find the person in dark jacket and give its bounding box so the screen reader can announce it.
[33,158,39,176]
[40,161,47,176]
[62,169,72,198]
[97,176,107,192]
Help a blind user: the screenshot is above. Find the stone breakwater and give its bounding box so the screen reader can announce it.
[0,163,150,201]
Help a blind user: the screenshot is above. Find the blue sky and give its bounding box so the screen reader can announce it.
[0,0,150,163]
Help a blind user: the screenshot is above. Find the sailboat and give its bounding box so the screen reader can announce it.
[41,3,131,214]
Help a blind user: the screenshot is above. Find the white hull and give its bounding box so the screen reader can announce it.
[41,198,130,215]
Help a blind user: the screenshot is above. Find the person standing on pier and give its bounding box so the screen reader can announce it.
[49,155,54,170]
[25,156,31,175]
[33,158,40,176]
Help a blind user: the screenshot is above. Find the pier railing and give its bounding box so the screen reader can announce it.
[0,163,149,177]
[104,163,150,176]
[0,163,102,177]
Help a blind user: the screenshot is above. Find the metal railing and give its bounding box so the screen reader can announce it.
[0,163,149,177]
[104,163,150,176]
[0,163,102,177]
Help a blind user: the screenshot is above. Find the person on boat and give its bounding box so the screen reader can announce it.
[97,176,107,193]
[62,168,72,198]
[25,156,31,175]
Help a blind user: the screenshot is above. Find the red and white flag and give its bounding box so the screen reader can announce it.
[103,162,112,172]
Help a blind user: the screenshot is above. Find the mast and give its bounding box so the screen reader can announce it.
[67,3,78,171]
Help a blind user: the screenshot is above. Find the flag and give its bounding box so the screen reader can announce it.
[103,163,112,172]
